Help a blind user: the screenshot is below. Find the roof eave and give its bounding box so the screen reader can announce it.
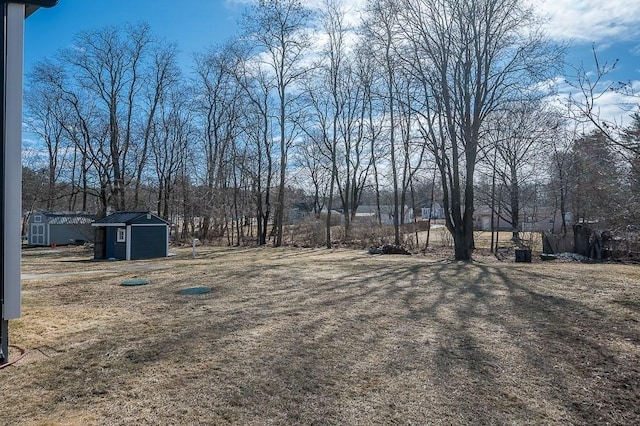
[25,5,39,18]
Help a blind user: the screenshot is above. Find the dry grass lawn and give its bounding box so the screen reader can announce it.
[2,245,639,425]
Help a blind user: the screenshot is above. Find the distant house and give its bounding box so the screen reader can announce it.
[524,210,574,234]
[473,206,514,231]
[287,202,314,224]
[473,206,573,233]
[26,212,96,246]
[354,205,414,226]
[92,211,170,260]
[420,202,445,219]
[318,207,344,225]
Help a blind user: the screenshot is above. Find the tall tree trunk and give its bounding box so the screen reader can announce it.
[275,86,287,247]
[510,165,520,241]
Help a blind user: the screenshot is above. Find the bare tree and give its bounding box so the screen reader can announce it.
[365,0,404,245]
[132,42,181,209]
[336,54,375,239]
[304,0,343,248]
[151,84,192,220]
[27,59,106,213]
[569,131,626,226]
[232,46,277,246]
[24,72,71,210]
[299,82,335,246]
[400,0,560,260]
[396,69,427,229]
[567,47,640,227]
[480,101,558,241]
[21,166,49,221]
[26,23,180,216]
[301,0,374,246]
[356,42,387,228]
[65,24,157,211]
[193,45,243,240]
[548,131,573,235]
[622,112,640,219]
[243,0,313,247]
[292,136,330,217]
[568,45,640,159]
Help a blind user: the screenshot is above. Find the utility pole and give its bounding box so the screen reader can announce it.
[1,0,57,365]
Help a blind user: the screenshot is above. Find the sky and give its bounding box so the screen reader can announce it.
[22,0,640,124]
[24,0,247,72]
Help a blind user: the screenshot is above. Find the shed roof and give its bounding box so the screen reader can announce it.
[93,211,169,226]
[32,211,96,223]
[48,215,95,225]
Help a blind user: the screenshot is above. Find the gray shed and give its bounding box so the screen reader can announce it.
[27,212,96,246]
[92,212,170,260]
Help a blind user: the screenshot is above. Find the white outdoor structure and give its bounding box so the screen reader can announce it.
[1,1,57,364]
[3,2,25,322]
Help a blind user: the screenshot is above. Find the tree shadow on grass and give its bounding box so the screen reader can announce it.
[7,251,639,424]
[258,259,639,423]
[403,263,639,424]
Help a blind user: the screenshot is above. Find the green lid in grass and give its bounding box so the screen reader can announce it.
[121,278,150,286]
[178,286,211,295]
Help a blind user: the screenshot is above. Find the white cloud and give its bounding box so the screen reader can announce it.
[529,0,640,126]
[534,0,640,42]
[234,0,640,126]
[308,0,367,26]
[224,0,251,6]
[231,0,640,44]
[225,0,366,26]
[547,78,639,130]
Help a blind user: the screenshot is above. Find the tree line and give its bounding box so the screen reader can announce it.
[23,0,640,260]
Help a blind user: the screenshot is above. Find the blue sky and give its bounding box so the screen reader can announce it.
[22,0,640,124]
[24,0,247,73]
[24,0,640,76]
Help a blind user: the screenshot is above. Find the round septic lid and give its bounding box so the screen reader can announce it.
[179,286,211,295]
[121,278,150,286]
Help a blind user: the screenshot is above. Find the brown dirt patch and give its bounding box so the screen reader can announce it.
[2,245,639,424]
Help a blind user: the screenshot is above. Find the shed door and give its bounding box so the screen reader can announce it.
[94,227,106,259]
[30,223,45,245]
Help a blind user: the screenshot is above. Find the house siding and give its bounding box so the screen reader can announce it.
[130,215,167,226]
[93,212,169,260]
[130,226,167,259]
[113,241,127,260]
[103,227,123,259]
[27,212,96,246]
[49,224,93,245]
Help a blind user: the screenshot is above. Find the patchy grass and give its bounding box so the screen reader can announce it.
[2,245,639,425]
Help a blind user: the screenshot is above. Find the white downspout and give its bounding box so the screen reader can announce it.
[125,225,132,260]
